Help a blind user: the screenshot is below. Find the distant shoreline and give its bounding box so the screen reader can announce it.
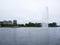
[0,27,59,28]
[0,21,58,27]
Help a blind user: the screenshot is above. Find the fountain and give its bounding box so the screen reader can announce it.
[42,6,48,28]
[42,23,48,27]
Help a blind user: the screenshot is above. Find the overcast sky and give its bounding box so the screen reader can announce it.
[0,0,60,24]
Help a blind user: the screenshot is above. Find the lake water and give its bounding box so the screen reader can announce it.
[0,27,60,45]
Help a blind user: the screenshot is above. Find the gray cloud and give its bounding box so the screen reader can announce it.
[0,0,60,24]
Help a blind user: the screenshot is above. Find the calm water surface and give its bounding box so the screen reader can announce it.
[0,27,60,45]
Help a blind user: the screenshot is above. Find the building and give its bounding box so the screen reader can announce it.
[13,20,17,25]
[0,20,12,27]
[0,22,3,27]
[3,20,12,24]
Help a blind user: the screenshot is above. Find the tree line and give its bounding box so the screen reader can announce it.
[17,22,42,27]
[0,22,58,27]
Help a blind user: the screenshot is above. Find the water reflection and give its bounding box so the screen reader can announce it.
[0,27,60,45]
